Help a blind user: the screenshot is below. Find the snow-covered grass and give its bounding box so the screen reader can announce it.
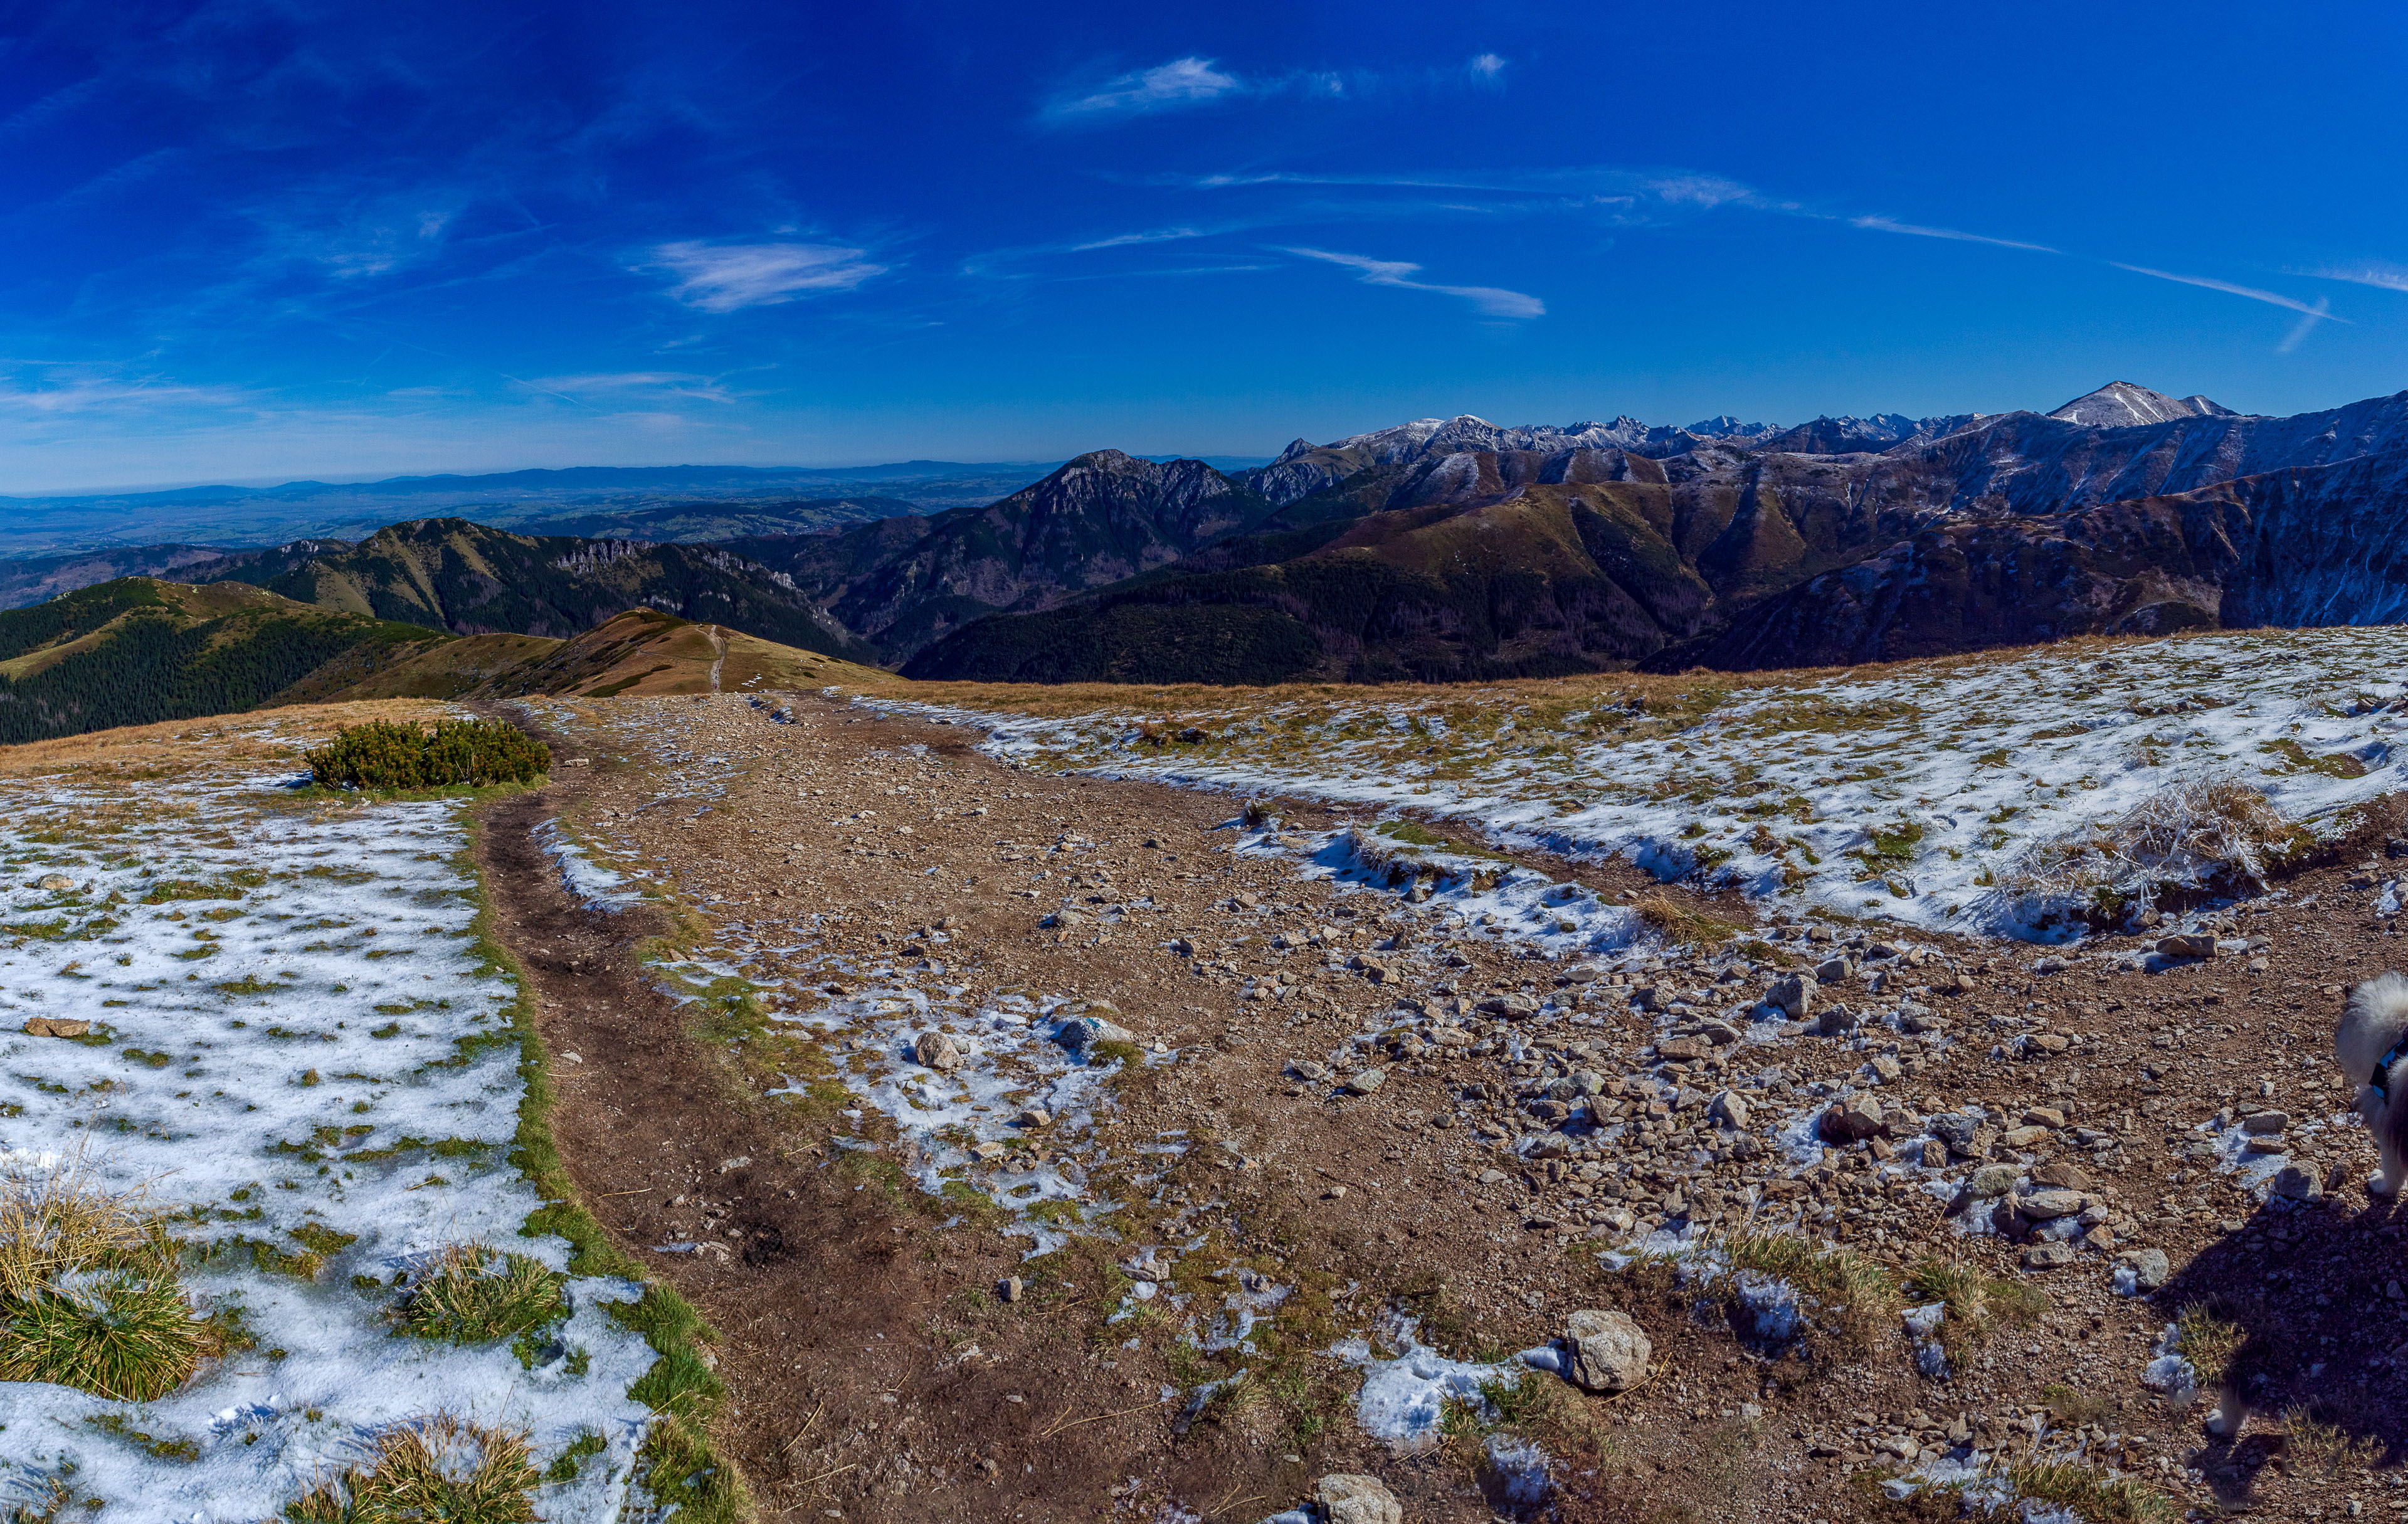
[858,628,2408,938]
[0,748,662,1519]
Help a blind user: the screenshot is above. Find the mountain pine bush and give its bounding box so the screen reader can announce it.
[305,718,548,790]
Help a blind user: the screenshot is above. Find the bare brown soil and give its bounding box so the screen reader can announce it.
[468,689,2408,1524]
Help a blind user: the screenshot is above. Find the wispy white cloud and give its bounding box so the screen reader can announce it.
[1043,57,1250,121]
[1849,214,2057,253]
[2301,262,2408,294]
[1069,226,1212,252]
[644,241,884,312]
[1467,53,1508,82]
[525,371,735,403]
[1282,247,1543,319]
[2110,262,2344,320]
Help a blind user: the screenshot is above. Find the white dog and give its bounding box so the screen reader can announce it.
[2338,971,2408,1198]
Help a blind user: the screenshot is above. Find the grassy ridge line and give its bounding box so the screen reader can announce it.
[457,803,752,1522]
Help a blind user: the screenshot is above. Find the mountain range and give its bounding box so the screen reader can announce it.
[11,378,2408,731]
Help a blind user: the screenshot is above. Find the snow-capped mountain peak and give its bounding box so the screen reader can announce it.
[2046,381,2240,428]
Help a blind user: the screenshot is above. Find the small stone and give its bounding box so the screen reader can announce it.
[1478,993,1541,1019]
[915,1032,963,1071]
[1343,1067,1386,1096]
[1051,1014,1135,1054]
[2019,1188,2085,1220]
[21,1017,91,1039]
[2241,1111,2289,1136]
[1708,1090,1751,1130]
[1314,1474,1403,1524]
[2271,1164,2322,1202]
[1563,1308,1651,1392]
[2022,1242,2077,1270]
[2116,1247,2171,1291]
[1289,1059,1330,1082]
[2156,933,2215,960]
[1918,1138,1947,1168]
[2030,1161,2090,1190]
[1324,1185,1347,1199]
[2019,1107,2066,1129]
[1999,1125,2052,1149]
[36,874,75,892]
[1766,973,1817,1019]
[1819,1098,1887,1143]
[1968,1164,2020,1197]
[998,1275,1023,1303]
[1016,1108,1050,1128]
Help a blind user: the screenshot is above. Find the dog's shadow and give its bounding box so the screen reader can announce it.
[2148,1186,2408,1511]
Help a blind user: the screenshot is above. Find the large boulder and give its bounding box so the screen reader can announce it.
[1050,1013,1135,1055]
[1563,1308,1650,1393]
[914,1032,961,1071]
[1314,1473,1403,1524]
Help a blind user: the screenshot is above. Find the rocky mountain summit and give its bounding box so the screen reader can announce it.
[2045,379,2239,428]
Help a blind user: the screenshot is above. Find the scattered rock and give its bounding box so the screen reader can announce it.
[1819,1098,1887,1143]
[1016,1107,1051,1128]
[2241,1111,2289,1136]
[1479,994,1541,1019]
[1999,1125,2052,1149]
[1968,1165,2021,1197]
[2271,1164,2322,1202]
[36,874,75,892]
[999,1275,1024,1303]
[2157,933,2215,960]
[1052,1014,1135,1055]
[1343,1067,1387,1096]
[21,1017,90,1039]
[1766,973,1817,1019]
[2019,1106,2066,1130]
[2019,1188,2085,1220]
[2116,1247,2172,1291]
[2022,1242,2076,1270]
[915,1032,963,1071]
[2030,1161,2090,1190]
[1563,1308,1651,1393]
[715,1155,751,1173]
[1314,1474,1402,1524]
[1707,1090,1751,1130]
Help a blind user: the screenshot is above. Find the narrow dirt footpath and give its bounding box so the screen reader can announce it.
[472,689,2408,1523]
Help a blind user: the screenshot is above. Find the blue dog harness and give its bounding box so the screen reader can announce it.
[2375,1035,2408,1099]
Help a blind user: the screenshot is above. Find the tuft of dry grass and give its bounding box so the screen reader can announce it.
[0,1165,213,1402]
[0,1166,167,1299]
[1629,894,1740,949]
[1903,1256,2047,1355]
[1724,1234,1898,1350]
[2281,1402,2382,1475]
[1993,773,2312,918]
[2172,1303,2244,1389]
[284,1414,541,1522]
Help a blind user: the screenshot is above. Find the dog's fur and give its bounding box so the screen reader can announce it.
[2336,971,2408,1198]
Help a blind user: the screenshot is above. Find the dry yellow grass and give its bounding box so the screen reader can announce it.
[0,699,456,778]
[842,630,2194,719]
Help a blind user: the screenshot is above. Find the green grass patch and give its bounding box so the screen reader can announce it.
[393,1244,566,1345]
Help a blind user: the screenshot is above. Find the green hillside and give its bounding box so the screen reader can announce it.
[0,580,448,743]
[171,516,882,664]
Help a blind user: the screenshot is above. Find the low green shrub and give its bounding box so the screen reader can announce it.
[304,719,548,791]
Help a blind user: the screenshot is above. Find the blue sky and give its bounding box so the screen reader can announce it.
[4,0,2407,491]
